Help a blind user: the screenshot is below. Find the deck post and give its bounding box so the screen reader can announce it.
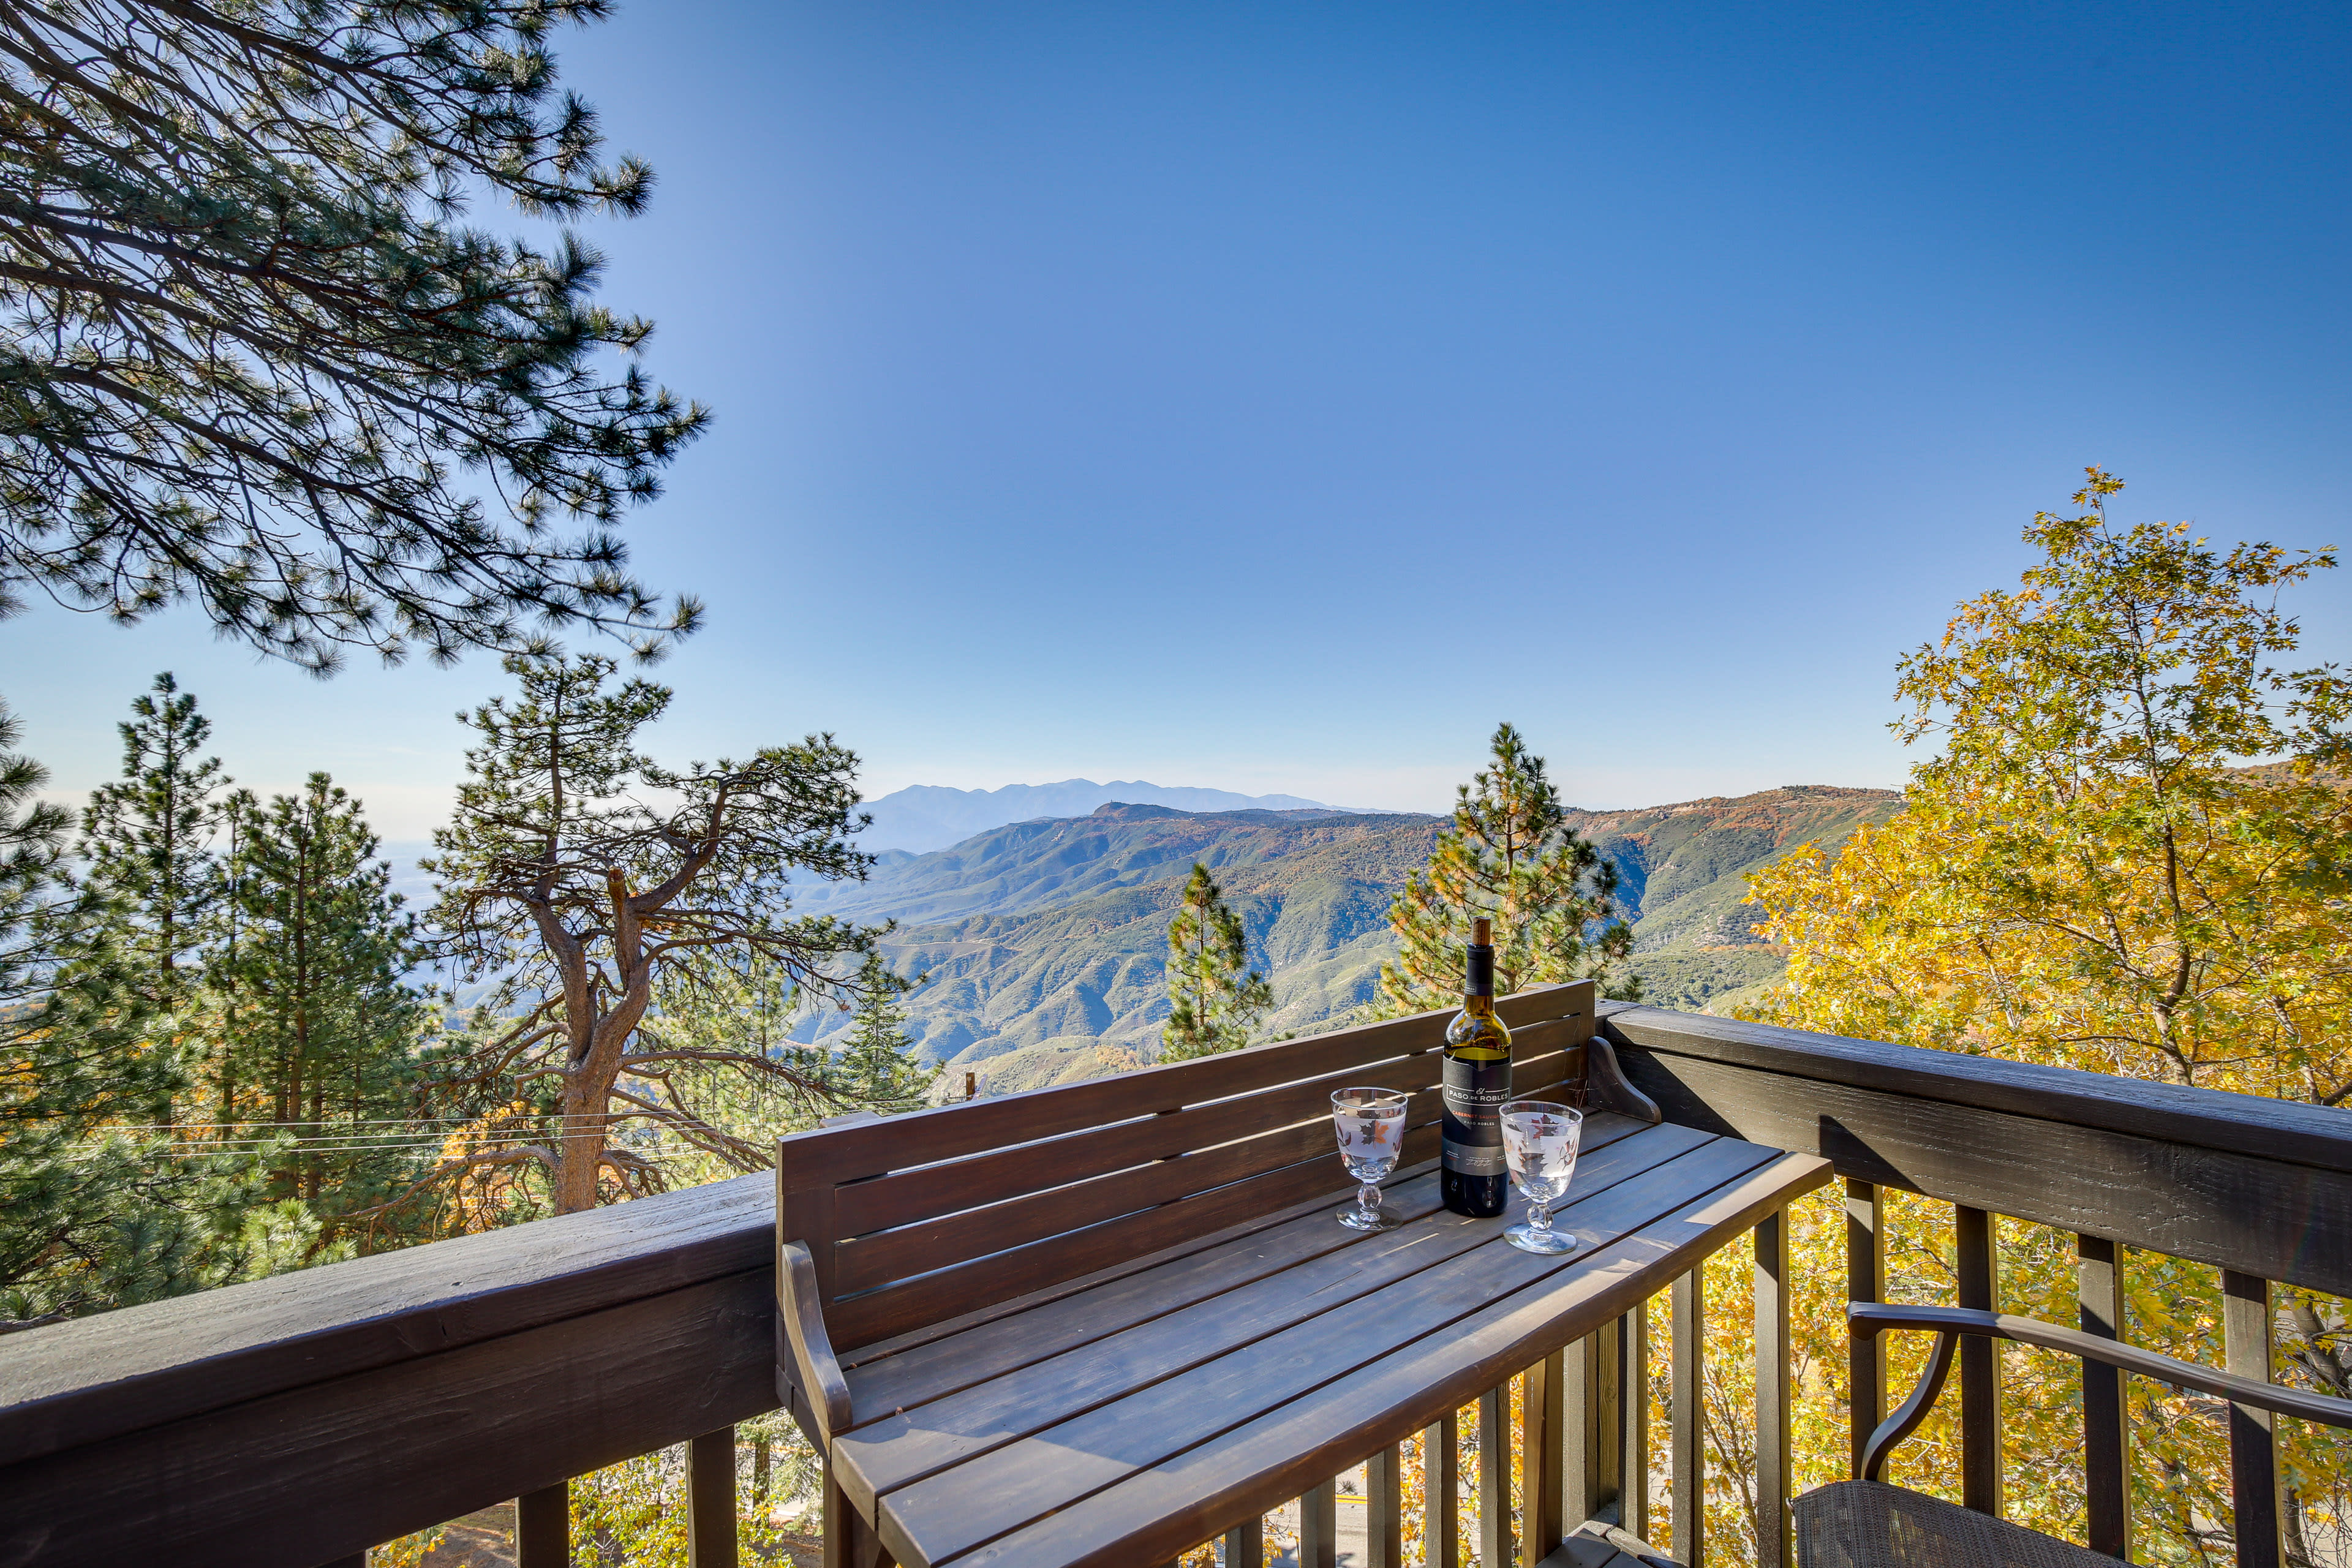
[1523,1350,1565,1564]
[687,1425,738,1568]
[1755,1209,1792,1568]
[1369,1442,1404,1568]
[1565,1318,1622,1526]
[2223,1271,2283,1568]
[517,1482,568,1568]
[2078,1235,2131,1559]
[1426,1411,1461,1568]
[1624,1301,1651,1542]
[1479,1381,1513,1568]
[1302,1477,1338,1568]
[1845,1179,1886,1479]
[1672,1269,1704,1568]
[1955,1206,2002,1517]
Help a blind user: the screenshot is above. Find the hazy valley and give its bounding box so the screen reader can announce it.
[787,785,1901,1093]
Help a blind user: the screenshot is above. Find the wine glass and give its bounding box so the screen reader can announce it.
[1501,1099,1583,1254]
[1330,1087,1409,1231]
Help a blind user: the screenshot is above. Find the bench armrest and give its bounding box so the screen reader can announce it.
[1850,1301,2352,1480]
[778,1239,853,1442]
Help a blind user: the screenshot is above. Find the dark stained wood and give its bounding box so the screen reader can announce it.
[780,1241,853,1440]
[840,1130,1741,1530]
[1564,1317,1622,1529]
[1953,1205,2000,1517]
[0,1168,776,1469]
[837,1036,1578,1241]
[1480,1381,1512,1568]
[1525,1349,1566,1566]
[934,1153,1830,1568]
[1599,1003,2352,1176]
[1860,1327,1959,1482]
[1844,1180,1885,1480]
[688,1427,739,1568]
[1369,1441,1404,1568]
[1754,1211,1790,1568]
[1671,1269,1702,1568]
[1428,1411,1461,1568]
[518,1482,569,1568]
[1624,1301,1650,1542]
[2223,1272,2283,1568]
[1302,1477,1339,1568]
[2077,1235,2130,1560]
[788,986,1593,1193]
[1611,1041,2352,1299]
[1849,1304,2352,1427]
[0,1268,778,1568]
[843,1121,1656,1429]
[1223,1513,1263,1568]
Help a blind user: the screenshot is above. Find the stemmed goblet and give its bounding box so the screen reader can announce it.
[1330,1087,1408,1231]
[1501,1099,1583,1254]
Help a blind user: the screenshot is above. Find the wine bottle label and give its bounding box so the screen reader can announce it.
[1441,1054,1510,1175]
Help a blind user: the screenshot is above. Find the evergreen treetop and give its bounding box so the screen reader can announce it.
[1161,862,1272,1061]
[78,674,227,1005]
[1377,722,1634,1016]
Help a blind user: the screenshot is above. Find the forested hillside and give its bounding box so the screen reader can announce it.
[791,787,1902,1091]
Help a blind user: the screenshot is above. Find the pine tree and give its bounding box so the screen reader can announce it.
[0,700,309,1324]
[420,652,888,1215]
[0,2,706,671]
[829,957,937,1113]
[77,674,227,1008]
[1161,864,1273,1061]
[1376,722,1635,1017]
[218,776,426,1223]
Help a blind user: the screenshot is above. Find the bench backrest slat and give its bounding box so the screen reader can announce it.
[778,984,1594,1350]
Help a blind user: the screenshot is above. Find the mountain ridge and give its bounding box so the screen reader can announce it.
[859,778,1352,853]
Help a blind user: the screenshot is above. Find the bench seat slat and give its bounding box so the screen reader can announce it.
[937,1150,1833,1568]
[845,1112,1651,1423]
[835,1120,1711,1507]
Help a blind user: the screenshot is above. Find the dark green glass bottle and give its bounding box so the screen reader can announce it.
[1441,918,1512,1218]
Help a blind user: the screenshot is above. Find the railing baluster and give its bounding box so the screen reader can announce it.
[2077,1235,2131,1560]
[1369,1441,1404,1568]
[1566,1318,1623,1527]
[688,1425,738,1568]
[1672,1270,1705,1568]
[1523,1351,1565,1565]
[1479,1381,1513,1567]
[1221,1513,1263,1568]
[1626,1300,1651,1542]
[1845,1178,1887,1479]
[1427,1409,1461,1568]
[517,1480,568,1568]
[1954,1206,2001,1516]
[1755,1210,1792,1568]
[1302,1476,1338,1568]
[2223,1271,2283,1568]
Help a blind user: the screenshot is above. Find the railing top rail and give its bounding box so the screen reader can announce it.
[1601,1001,2352,1177]
[0,1169,776,1470]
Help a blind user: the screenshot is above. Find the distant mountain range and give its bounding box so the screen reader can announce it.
[786,785,1902,1095]
[858,780,1351,853]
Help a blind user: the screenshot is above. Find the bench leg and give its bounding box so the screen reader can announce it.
[823,1456,897,1568]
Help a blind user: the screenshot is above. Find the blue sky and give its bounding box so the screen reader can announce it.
[7,0,2351,837]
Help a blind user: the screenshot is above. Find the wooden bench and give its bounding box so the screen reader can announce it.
[773,982,1826,1567]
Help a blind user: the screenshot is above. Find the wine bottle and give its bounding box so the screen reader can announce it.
[1441,917,1512,1218]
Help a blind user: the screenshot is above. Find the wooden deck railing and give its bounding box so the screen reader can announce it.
[2,1001,2346,1568]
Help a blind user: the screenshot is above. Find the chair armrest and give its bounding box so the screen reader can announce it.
[1850,1301,2352,1476]
[778,1238,853,1442]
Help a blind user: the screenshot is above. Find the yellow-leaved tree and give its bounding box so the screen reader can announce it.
[1741,469,2352,1566]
